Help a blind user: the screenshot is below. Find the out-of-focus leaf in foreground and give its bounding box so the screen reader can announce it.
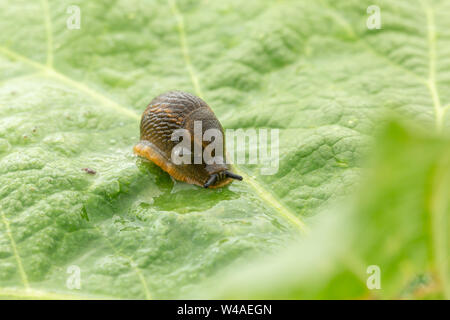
[198,121,450,299]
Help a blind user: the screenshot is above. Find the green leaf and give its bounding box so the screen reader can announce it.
[0,0,449,299]
[195,121,450,299]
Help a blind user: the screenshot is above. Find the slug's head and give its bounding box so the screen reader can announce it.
[203,168,243,188]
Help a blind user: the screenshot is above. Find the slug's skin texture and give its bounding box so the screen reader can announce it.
[134,91,242,188]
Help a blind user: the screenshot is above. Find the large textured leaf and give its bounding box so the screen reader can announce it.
[198,121,450,299]
[0,0,449,298]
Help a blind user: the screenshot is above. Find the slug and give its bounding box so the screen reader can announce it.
[134,91,243,188]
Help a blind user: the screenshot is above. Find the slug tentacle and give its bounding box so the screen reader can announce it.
[225,171,243,181]
[204,174,218,188]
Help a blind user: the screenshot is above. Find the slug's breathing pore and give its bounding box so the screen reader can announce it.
[133,91,243,188]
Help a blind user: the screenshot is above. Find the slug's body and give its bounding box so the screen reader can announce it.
[134,91,242,188]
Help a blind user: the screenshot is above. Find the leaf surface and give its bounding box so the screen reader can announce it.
[0,0,449,298]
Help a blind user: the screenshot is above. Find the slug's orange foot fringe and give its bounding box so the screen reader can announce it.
[134,141,199,186]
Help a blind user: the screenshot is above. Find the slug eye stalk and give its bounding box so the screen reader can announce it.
[203,174,218,188]
[225,171,243,181]
[203,171,243,188]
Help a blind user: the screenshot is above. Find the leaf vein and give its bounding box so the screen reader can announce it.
[40,0,53,67]
[0,46,140,120]
[0,212,30,289]
[168,0,204,98]
[421,0,445,132]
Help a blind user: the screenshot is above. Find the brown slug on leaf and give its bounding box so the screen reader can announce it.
[133,91,242,188]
